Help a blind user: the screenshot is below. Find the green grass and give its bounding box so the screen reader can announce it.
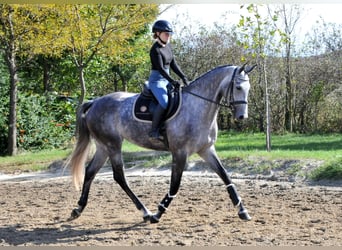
[215,132,342,161]
[0,149,71,173]
[215,132,342,181]
[0,132,341,180]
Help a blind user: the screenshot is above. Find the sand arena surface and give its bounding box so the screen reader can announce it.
[0,166,341,246]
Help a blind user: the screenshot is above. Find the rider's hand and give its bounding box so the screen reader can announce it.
[182,77,189,86]
[172,80,180,88]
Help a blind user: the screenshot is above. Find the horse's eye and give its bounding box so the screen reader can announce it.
[236,86,242,90]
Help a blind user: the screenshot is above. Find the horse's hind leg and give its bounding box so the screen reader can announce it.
[108,149,152,222]
[198,146,251,221]
[70,146,108,220]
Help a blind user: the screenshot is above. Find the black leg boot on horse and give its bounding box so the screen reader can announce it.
[149,104,166,141]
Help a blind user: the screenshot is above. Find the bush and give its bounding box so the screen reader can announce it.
[310,158,342,180]
[0,59,9,154]
[16,92,77,151]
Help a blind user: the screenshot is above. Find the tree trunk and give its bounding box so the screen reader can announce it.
[113,73,119,92]
[4,48,19,156]
[78,66,86,105]
[263,59,271,152]
[284,44,293,132]
[43,58,51,92]
[3,8,18,156]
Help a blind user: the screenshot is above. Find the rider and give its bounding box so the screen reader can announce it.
[148,20,189,140]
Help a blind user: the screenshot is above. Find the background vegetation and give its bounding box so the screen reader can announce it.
[0,4,341,179]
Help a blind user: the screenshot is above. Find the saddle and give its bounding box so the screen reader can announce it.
[133,83,181,123]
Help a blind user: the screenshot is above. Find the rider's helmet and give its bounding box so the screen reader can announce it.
[152,20,173,33]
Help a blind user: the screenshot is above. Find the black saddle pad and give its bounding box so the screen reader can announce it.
[133,85,181,122]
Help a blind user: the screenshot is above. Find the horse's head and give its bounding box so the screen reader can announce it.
[228,64,256,120]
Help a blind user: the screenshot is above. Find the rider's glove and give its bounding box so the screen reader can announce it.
[172,80,180,88]
[182,77,189,86]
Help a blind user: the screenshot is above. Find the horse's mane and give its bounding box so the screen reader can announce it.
[189,64,233,85]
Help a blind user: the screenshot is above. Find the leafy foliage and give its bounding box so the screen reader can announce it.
[0,55,9,153]
[310,158,342,181]
[0,4,159,155]
[16,92,77,152]
[48,4,159,103]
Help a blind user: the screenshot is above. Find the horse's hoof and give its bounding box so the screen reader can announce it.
[238,209,251,221]
[68,208,81,221]
[150,215,160,224]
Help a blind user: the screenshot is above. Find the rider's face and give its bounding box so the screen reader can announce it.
[158,32,171,43]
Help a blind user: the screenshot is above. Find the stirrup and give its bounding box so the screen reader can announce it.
[149,130,164,141]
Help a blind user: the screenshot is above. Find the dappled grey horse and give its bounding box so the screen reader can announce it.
[68,64,256,223]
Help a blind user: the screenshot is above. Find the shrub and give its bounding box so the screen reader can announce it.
[310,158,342,180]
[16,92,77,151]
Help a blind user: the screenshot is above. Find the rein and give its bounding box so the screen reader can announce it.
[182,67,246,109]
[182,88,231,108]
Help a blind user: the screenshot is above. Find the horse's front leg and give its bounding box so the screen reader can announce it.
[109,151,152,222]
[150,151,187,223]
[199,146,251,221]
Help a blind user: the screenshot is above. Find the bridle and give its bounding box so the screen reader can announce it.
[182,67,248,110]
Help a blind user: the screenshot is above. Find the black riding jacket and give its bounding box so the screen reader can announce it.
[150,41,186,83]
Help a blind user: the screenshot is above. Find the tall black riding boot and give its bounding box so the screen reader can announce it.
[149,104,166,140]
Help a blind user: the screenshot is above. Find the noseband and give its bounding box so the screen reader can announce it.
[183,67,247,110]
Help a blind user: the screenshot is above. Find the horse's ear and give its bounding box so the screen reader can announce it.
[245,64,257,74]
[238,62,248,74]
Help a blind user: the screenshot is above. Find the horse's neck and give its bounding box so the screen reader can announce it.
[187,67,230,103]
[183,67,231,122]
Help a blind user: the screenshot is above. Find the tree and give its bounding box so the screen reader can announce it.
[269,4,303,132]
[0,4,69,155]
[53,4,158,104]
[173,17,243,80]
[173,20,245,130]
[0,4,73,155]
[0,4,158,155]
[0,5,35,155]
[237,4,280,150]
[109,24,153,92]
[0,5,18,155]
[0,52,9,154]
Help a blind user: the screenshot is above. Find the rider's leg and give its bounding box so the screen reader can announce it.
[149,104,166,139]
[149,82,168,140]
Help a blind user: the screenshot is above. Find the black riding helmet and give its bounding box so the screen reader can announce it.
[152,20,173,33]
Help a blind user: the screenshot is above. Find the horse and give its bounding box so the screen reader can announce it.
[67,64,256,223]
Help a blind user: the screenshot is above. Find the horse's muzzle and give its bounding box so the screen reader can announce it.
[234,104,248,120]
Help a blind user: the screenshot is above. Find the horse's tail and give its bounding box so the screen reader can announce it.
[67,101,93,191]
